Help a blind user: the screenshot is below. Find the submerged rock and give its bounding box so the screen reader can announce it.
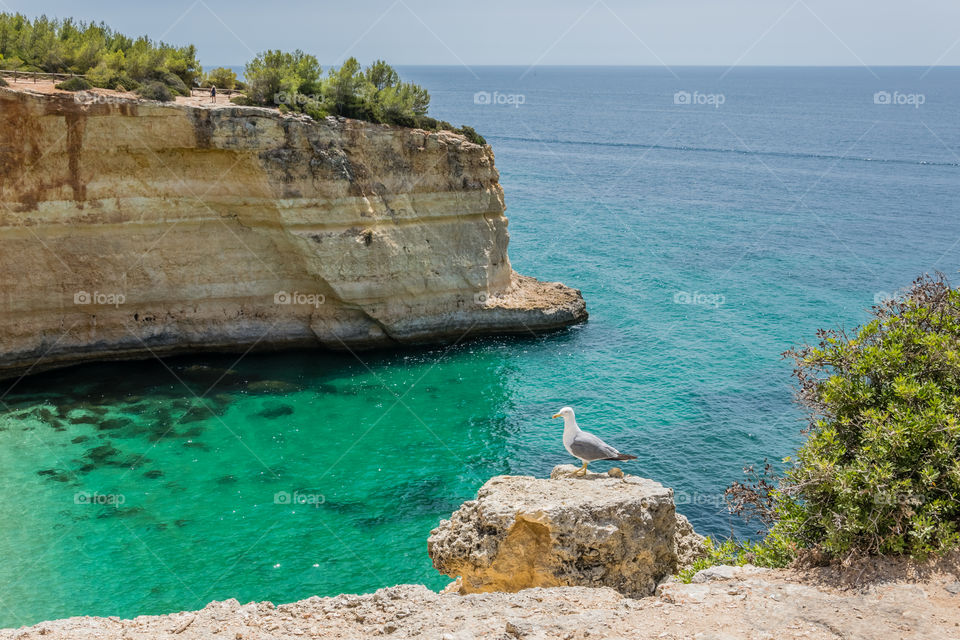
[428,464,705,597]
[256,402,295,419]
[85,444,121,462]
[97,417,133,431]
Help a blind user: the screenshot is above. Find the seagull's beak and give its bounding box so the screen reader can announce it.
[551,413,561,419]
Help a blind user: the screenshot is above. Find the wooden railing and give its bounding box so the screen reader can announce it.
[189,87,236,97]
[0,69,86,83]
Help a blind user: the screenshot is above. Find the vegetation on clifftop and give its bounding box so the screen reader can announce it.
[201,66,238,91]
[0,13,200,94]
[702,274,960,576]
[0,13,485,142]
[238,51,486,144]
[778,273,960,558]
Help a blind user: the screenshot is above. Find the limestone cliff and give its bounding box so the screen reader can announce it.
[0,87,586,378]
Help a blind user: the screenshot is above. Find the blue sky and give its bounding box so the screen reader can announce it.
[5,0,960,67]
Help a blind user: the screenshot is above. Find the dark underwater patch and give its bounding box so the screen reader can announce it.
[256,403,294,419]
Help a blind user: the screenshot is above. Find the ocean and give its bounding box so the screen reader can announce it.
[1,66,958,627]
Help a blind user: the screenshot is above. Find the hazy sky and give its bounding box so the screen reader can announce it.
[5,0,960,68]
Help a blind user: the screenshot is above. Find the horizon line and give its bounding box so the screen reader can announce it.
[211,63,960,68]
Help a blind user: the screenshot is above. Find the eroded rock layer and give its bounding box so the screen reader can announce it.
[0,88,586,378]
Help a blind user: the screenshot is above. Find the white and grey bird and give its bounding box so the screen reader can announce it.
[552,406,636,476]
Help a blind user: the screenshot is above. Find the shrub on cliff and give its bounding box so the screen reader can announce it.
[203,66,237,91]
[55,76,92,91]
[240,52,482,139]
[777,274,960,559]
[0,12,201,88]
[709,274,960,572]
[457,125,487,145]
[137,81,173,102]
[244,49,321,107]
[161,72,189,96]
[87,63,139,92]
[0,76,7,87]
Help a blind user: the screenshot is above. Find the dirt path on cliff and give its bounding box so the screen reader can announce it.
[4,560,960,640]
[2,78,240,108]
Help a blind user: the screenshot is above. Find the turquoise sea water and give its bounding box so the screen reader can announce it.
[2,66,960,627]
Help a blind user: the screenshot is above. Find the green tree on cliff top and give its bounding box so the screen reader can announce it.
[0,12,200,91]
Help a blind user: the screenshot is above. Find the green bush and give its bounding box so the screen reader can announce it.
[113,74,138,92]
[162,72,188,96]
[778,274,960,559]
[55,76,92,91]
[674,534,795,583]
[303,103,328,121]
[0,76,7,87]
[87,61,118,88]
[86,60,139,92]
[244,49,321,107]
[0,54,24,70]
[202,66,237,91]
[456,125,486,145]
[137,81,173,102]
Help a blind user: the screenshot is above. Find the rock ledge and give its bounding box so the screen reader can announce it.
[428,464,705,596]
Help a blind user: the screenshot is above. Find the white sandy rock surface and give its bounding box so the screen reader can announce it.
[4,564,960,639]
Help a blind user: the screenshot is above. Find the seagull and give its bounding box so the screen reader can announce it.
[552,406,636,476]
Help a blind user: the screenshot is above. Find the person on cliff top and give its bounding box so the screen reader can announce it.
[210,85,216,103]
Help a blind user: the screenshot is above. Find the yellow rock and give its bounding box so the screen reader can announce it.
[428,466,704,597]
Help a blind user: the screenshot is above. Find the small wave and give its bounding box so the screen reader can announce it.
[489,135,960,169]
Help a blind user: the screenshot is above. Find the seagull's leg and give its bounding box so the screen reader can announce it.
[575,461,588,476]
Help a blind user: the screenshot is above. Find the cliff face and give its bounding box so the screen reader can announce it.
[0,87,586,378]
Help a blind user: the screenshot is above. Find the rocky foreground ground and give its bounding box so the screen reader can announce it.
[4,559,960,640]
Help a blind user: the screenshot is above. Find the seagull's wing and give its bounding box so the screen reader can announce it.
[569,431,624,461]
